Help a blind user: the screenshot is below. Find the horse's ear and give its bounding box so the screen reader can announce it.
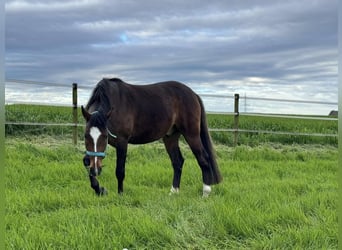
[81,106,91,121]
[106,107,114,119]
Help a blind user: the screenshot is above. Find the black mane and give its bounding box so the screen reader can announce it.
[86,79,112,114]
[108,77,123,83]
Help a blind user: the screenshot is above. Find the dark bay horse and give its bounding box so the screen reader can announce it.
[81,78,222,197]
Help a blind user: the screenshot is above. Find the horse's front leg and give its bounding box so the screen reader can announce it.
[89,175,107,196]
[83,155,107,196]
[115,142,128,194]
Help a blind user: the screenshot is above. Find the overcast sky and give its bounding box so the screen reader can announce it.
[5,0,338,114]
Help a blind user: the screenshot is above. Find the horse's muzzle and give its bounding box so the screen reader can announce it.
[83,155,103,176]
[90,166,102,176]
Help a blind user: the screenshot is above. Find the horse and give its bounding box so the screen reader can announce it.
[81,78,222,197]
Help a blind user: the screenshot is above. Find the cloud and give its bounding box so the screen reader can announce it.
[6,0,101,12]
[5,0,338,114]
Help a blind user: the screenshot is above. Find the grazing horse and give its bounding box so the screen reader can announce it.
[81,78,222,197]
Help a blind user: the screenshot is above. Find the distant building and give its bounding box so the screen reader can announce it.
[329,110,338,116]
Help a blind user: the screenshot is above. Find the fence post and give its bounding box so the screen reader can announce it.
[72,83,78,145]
[234,93,239,146]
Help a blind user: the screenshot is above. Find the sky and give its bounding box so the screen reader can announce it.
[5,0,338,114]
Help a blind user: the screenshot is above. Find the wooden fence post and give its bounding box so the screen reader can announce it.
[234,93,239,146]
[72,83,78,145]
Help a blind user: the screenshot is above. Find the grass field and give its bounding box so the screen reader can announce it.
[5,135,337,249]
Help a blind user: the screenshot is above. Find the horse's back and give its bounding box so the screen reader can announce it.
[133,80,197,99]
[132,80,201,118]
[104,78,202,144]
[112,79,200,113]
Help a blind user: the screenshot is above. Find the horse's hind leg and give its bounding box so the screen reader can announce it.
[183,135,212,197]
[163,133,184,194]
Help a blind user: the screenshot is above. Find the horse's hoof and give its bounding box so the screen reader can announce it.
[202,184,211,198]
[169,186,179,195]
[101,187,108,195]
[97,187,108,196]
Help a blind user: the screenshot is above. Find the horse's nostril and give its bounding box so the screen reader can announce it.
[83,155,90,167]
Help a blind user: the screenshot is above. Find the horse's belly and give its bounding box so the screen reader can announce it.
[128,112,176,144]
[128,135,160,144]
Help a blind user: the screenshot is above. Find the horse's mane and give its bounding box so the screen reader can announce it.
[86,79,112,112]
[108,77,123,83]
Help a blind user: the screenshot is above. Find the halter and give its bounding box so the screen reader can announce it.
[84,110,117,160]
[107,128,117,139]
[85,151,106,158]
[85,127,117,159]
[85,128,116,158]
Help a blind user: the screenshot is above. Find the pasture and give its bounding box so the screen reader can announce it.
[5,136,337,249]
[5,105,338,249]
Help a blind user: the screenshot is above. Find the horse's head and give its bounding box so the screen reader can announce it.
[81,106,112,176]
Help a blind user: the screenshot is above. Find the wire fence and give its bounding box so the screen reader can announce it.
[5,79,338,145]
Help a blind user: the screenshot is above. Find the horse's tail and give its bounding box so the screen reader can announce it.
[197,95,223,185]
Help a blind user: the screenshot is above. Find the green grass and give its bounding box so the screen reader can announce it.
[208,113,338,146]
[5,104,338,146]
[5,137,338,249]
[5,104,78,136]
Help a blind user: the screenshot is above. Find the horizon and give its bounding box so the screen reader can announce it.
[5,78,337,116]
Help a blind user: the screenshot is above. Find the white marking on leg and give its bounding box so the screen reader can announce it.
[169,186,179,195]
[90,127,101,173]
[203,184,211,197]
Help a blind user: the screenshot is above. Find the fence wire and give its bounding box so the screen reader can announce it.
[209,128,337,137]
